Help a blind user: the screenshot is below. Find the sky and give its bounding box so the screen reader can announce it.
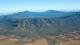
[0,0,80,13]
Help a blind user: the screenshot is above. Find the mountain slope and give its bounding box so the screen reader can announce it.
[0,10,80,38]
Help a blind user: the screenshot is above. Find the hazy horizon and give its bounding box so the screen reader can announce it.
[0,0,80,13]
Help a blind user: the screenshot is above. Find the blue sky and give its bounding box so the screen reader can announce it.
[0,0,80,13]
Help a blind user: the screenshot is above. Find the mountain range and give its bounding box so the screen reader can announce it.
[0,10,80,39]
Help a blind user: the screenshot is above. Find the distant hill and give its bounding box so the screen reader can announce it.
[0,10,80,39]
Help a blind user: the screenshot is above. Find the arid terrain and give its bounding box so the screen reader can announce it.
[0,31,80,45]
[0,10,80,45]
